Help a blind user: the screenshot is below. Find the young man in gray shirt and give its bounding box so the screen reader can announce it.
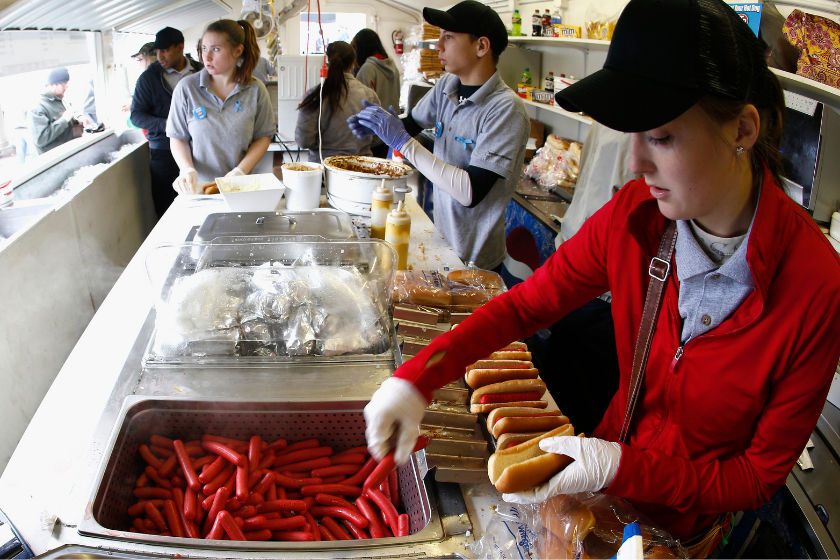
[349,1,530,271]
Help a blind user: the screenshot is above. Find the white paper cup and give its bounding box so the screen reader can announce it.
[282,162,323,210]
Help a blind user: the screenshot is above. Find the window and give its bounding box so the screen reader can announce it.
[299,12,367,54]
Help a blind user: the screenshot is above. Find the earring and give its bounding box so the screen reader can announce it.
[735,146,745,155]
[237,57,244,68]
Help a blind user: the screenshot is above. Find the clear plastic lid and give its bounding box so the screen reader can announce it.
[143,239,397,366]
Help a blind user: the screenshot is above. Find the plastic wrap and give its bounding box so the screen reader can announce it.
[518,493,690,559]
[392,267,504,311]
[525,135,582,190]
[468,507,536,559]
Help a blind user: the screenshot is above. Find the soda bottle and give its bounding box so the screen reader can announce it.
[545,72,554,92]
[512,10,522,36]
[521,68,532,85]
[532,10,542,36]
[542,10,552,36]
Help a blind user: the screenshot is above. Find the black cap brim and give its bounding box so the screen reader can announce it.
[555,67,704,133]
[423,7,459,33]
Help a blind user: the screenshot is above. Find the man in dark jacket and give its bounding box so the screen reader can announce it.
[131,27,203,218]
[29,68,87,155]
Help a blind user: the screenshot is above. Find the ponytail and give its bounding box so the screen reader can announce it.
[299,41,356,114]
[199,19,261,83]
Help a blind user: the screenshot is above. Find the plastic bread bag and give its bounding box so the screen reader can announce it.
[519,493,690,559]
[585,4,619,40]
[447,266,505,310]
[393,269,452,307]
[468,506,537,560]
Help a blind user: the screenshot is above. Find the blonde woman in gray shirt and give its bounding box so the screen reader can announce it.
[167,19,276,193]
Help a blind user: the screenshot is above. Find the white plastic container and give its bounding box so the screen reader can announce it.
[0,180,13,209]
[282,162,323,211]
[215,173,285,212]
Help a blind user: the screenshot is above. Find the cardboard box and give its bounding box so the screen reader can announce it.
[526,119,545,161]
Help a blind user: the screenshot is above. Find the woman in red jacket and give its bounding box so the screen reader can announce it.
[363,0,840,550]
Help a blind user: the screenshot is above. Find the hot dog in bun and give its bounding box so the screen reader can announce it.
[487,407,569,438]
[469,379,547,413]
[465,360,539,389]
[488,424,576,493]
[486,341,531,361]
[496,431,551,450]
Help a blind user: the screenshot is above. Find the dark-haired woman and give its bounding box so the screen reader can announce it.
[167,19,276,193]
[361,0,840,553]
[295,41,380,163]
[351,29,400,158]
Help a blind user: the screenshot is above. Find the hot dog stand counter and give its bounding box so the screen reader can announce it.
[0,193,513,559]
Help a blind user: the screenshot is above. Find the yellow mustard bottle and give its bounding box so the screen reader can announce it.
[385,200,411,270]
[370,179,393,240]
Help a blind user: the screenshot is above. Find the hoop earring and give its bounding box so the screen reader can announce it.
[735,146,745,155]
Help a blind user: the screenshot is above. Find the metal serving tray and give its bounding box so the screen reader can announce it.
[194,210,354,243]
[79,397,443,550]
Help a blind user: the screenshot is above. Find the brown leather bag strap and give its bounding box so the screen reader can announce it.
[619,221,678,444]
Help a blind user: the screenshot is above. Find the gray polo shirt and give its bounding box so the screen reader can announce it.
[166,69,276,181]
[410,71,530,269]
[163,61,195,92]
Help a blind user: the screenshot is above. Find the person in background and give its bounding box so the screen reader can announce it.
[131,27,203,218]
[349,1,530,272]
[351,28,401,159]
[81,76,98,127]
[295,41,380,163]
[132,42,157,71]
[167,19,276,193]
[253,56,277,83]
[28,67,88,155]
[361,0,840,555]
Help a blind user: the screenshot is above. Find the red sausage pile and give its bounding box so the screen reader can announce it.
[128,433,429,542]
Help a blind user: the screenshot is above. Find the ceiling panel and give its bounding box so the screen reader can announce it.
[0,0,230,32]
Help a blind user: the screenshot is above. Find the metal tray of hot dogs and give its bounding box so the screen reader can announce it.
[78,396,444,550]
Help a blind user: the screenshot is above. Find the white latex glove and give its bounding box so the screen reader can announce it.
[225,167,245,178]
[364,377,428,465]
[503,436,623,504]
[173,167,198,194]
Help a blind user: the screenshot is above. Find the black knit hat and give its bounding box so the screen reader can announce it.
[555,0,775,132]
[423,1,508,55]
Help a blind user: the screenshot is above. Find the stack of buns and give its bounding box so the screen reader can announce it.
[393,269,504,311]
[466,341,540,413]
[488,424,577,493]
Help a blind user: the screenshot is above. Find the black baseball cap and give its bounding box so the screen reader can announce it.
[423,1,508,54]
[153,27,185,50]
[555,0,775,132]
[131,42,156,58]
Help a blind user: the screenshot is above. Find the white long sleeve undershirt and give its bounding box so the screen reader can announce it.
[400,138,473,206]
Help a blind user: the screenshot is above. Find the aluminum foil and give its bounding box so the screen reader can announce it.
[152,262,389,358]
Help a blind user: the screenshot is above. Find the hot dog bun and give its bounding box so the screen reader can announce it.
[447,269,505,290]
[487,408,568,438]
[469,379,547,413]
[465,365,540,389]
[487,350,532,360]
[466,359,534,372]
[496,431,549,450]
[489,424,576,493]
[539,495,596,543]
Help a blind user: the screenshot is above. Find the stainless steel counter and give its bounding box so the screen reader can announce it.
[0,193,511,558]
[513,176,573,235]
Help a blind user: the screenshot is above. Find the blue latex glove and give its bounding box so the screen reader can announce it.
[353,102,412,152]
[347,100,377,139]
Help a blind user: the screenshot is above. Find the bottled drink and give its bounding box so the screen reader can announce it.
[542,10,552,36]
[512,10,522,36]
[545,72,554,92]
[532,10,542,36]
[385,200,411,270]
[551,8,562,28]
[370,180,393,240]
[521,68,532,85]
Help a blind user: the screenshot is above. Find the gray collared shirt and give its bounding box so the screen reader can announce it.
[410,70,530,269]
[163,61,195,92]
[675,187,761,343]
[166,69,276,181]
